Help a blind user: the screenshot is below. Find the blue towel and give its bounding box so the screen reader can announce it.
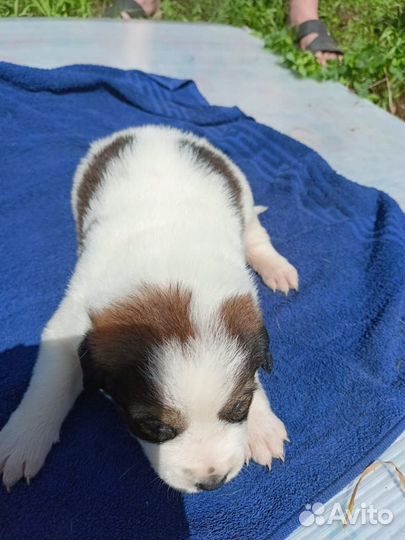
[0,62,404,540]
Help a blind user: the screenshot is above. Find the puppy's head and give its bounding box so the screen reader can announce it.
[79,285,272,492]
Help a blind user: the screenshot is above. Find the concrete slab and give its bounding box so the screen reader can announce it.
[0,19,404,209]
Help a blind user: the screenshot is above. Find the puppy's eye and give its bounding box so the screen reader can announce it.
[226,400,250,423]
[153,422,177,443]
[136,419,178,444]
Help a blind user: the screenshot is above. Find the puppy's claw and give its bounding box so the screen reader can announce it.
[261,258,299,295]
[247,415,288,469]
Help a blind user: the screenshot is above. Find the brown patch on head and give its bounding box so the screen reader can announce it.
[220,293,273,375]
[90,283,195,347]
[220,294,263,341]
[179,139,242,217]
[218,294,271,423]
[76,134,134,242]
[78,284,195,443]
[218,377,257,423]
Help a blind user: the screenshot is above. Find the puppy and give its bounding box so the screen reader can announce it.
[0,125,298,493]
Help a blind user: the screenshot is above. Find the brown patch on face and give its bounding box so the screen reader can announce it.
[218,378,257,423]
[78,284,195,441]
[219,293,273,374]
[124,403,187,444]
[218,294,269,423]
[179,139,242,216]
[127,400,186,432]
[156,406,186,430]
[76,134,134,241]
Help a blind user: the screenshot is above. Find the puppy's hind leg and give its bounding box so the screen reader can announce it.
[0,295,89,490]
[245,208,299,294]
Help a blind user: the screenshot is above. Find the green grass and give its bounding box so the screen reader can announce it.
[1,0,404,118]
[0,0,102,17]
[163,0,405,119]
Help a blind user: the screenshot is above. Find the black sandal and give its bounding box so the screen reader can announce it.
[295,19,343,57]
[104,0,146,18]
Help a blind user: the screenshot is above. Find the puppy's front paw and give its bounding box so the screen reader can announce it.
[0,416,57,490]
[261,256,299,295]
[246,411,288,469]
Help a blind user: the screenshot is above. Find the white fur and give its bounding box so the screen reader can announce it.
[246,375,289,468]
[0,125,296,491]
[144,329,248,491]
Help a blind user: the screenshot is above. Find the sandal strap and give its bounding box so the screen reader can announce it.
[296,19,343,55]
[105,0,145,18]
[296,19,327,40]
[305,35,343,55]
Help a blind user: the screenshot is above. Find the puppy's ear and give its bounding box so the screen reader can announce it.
[220,294,273,374]
[78,333,104,391]
[257,325,273,373]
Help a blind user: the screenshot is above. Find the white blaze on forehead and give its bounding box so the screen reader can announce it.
[137,331,251,493]
[150,332,246,418]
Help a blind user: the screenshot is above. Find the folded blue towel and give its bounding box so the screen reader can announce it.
[0,62,404,540]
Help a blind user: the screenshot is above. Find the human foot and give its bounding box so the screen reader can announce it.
[289,0,342,66]
[295,19,343,67]
[105,0,160,19]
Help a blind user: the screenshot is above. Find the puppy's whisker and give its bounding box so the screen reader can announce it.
[118,464,136,480]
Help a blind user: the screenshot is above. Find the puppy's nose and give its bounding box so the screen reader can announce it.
[195,474,227,491]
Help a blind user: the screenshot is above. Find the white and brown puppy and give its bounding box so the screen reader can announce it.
[0,125,298,493]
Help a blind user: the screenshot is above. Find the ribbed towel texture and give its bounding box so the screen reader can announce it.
[0,62,404,540]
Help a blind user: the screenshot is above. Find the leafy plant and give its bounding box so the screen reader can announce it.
[162,0,405,118]
[0,0,94,17]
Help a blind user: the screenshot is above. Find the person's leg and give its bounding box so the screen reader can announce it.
[289,0,341,66]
